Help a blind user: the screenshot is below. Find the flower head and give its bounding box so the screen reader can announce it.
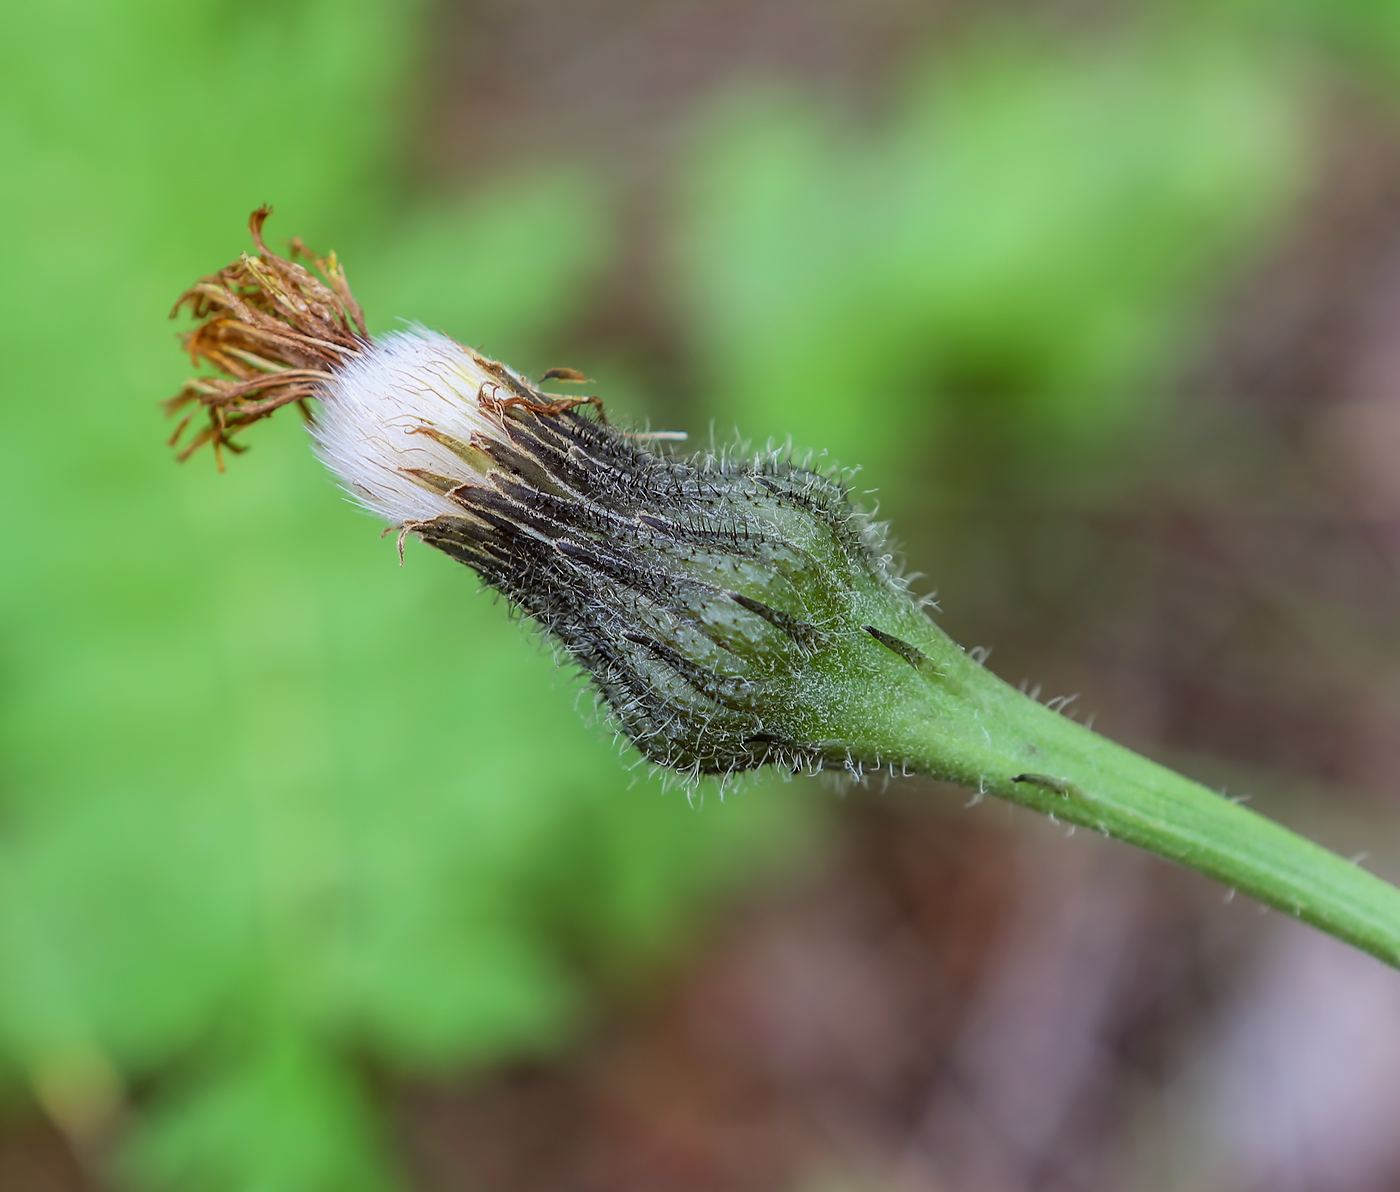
[168,211,932,780]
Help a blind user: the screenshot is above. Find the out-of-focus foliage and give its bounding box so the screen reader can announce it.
[1222,0,1400,86]
[674,32,1302,497]
[355,171,614,358]
[4,0,1397,1189]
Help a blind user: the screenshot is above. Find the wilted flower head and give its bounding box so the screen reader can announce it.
[169,210,942,780]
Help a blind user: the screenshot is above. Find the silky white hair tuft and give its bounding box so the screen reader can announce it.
[311,328,513,524]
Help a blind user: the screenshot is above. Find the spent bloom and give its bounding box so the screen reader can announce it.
[168,210,941,781]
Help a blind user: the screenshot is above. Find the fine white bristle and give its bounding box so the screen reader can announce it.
[312,328,516,524]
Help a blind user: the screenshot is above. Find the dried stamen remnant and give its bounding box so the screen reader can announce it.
[165,206,369,465]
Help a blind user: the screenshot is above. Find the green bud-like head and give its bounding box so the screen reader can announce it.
[416,408,942,779]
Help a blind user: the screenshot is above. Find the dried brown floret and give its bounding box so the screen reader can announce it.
[165,206,368,467]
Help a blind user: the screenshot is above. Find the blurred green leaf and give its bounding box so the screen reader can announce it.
[122,1034,398,1192]
[356,171,615,370]
[674,33,1303,496]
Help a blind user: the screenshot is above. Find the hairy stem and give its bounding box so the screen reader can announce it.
[860,619,1400,969]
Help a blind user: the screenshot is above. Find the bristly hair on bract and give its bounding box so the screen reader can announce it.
[168,209,932,784]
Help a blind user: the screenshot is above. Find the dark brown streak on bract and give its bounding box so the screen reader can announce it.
[864,625,935,675]
[165,206,369,468]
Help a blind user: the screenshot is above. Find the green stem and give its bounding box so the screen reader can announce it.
[853,621,1400,969]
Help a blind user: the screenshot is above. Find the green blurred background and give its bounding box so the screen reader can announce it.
[6,2,1400,1189]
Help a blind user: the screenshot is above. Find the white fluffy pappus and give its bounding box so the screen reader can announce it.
[311,328,517,525]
